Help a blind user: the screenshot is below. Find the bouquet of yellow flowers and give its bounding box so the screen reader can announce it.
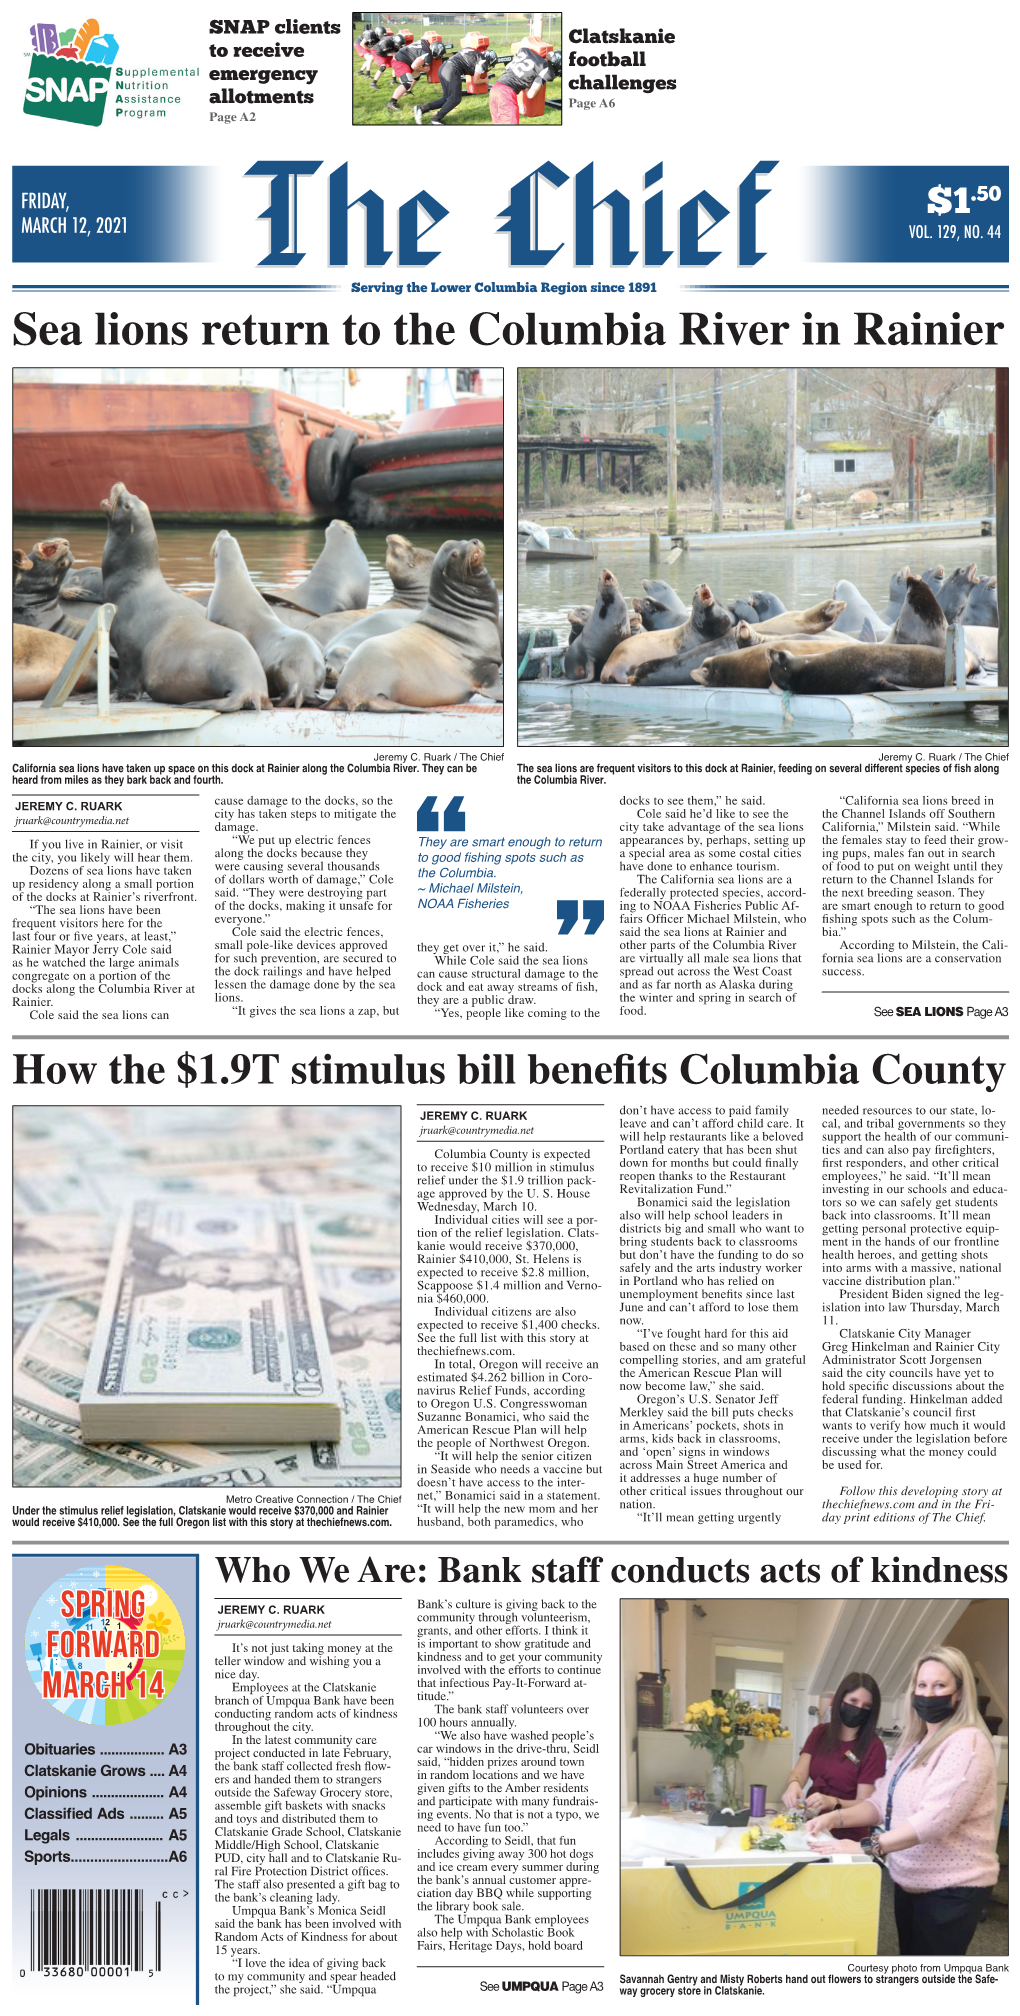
[683,1690,791,1810]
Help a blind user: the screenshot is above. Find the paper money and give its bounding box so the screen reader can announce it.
[14,1297,397,1491]
[13,1398,215,1488]
[12,1107,400,1488]
[79,1196,341,1445]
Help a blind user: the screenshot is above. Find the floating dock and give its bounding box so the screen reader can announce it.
[13,698,503,749]
[519,538,597,562]
[561,682,1006,728]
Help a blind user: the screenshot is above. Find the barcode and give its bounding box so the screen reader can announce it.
[30,1888,145,1971]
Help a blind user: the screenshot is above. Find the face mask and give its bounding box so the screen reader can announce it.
[912,1692,957,1724]
[838,1701,870,1729]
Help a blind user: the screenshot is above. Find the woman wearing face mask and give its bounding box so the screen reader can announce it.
[805,1646,999,1956]
[781,1673,885,1838]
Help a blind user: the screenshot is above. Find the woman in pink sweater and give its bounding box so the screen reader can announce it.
[806,1646,1000,1955]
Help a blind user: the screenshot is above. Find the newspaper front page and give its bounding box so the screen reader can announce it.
[4,5,1011,2008]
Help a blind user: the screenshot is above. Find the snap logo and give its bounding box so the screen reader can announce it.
[24,17,120,126]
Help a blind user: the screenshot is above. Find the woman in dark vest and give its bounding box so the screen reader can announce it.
[782,1671,886,1838]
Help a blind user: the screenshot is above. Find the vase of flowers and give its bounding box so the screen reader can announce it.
[683,1691,790,1812]
[711,1755,745,1813]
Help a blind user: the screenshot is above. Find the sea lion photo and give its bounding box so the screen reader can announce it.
[100,483,271,710]
[207,530,326,707]
[328,537,502,712]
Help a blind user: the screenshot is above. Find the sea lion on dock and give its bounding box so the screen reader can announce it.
[207,531,325,707]
[742,598,846,636]
[324,608,425,681]
[886,574,947,648]
[262,519,372,616]
[639,578,688,623]
[13,539,92,639]
[327,538,502,713]
[745,589,786,620]
[100,484,271,710]
[831,579,890,640]
[563,571,630,681]
[963,626,998,665]
[879,567,910,625]
[13,624,96,700]
[935,564,979,622]
[692,627,850,689]
[378,533,435,610]
[298,534,439,655]
[962,575,998,627]
[767,644,947,696]
[635,593,684,632]
[599,583,735,686]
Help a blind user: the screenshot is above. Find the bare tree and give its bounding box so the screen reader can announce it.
[859,369,975,494]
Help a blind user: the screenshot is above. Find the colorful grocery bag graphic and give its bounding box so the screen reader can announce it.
[24,17,119,126]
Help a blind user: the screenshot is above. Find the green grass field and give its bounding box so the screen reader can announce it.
[352,37,562,129]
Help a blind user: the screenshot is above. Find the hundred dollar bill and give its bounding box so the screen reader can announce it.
[79,1196,340,1445]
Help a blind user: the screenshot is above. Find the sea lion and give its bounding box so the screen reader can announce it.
[767,644,947,696]
[378,532,435,610]
[600,582,735,686]
[831,579,890,640]
[13,624,96,700]
[326,538,502,713]
[962,575,998,627]
[729,598,764,625]
[745,589,786,620]
[566,605,592,643]
[693,626,850,688]
[13,539,92,639]
[963,626,998,666]
[100,484,271,710]
[325,608,425,680]
[261,519,372,615]
[935,564,979,622]
[635,593,684,632]
[879,567,909,625]
[207,531,325,707]
[742,598,846,636]
[921,564,946,595]
[59,563,106,603]
[887,574,947,648]
[563,571,630,681]
[641,578,688,621]
[295,534,439,655]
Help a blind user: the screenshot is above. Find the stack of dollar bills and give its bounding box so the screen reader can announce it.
[13,1107,400,1489]
[79,1196,341,1445]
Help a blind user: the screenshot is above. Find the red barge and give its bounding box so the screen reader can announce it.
[13,383,503,528]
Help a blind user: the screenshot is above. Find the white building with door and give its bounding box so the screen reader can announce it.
[797,441,894,491]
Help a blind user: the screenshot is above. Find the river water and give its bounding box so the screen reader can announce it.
[517,533,1003,750]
